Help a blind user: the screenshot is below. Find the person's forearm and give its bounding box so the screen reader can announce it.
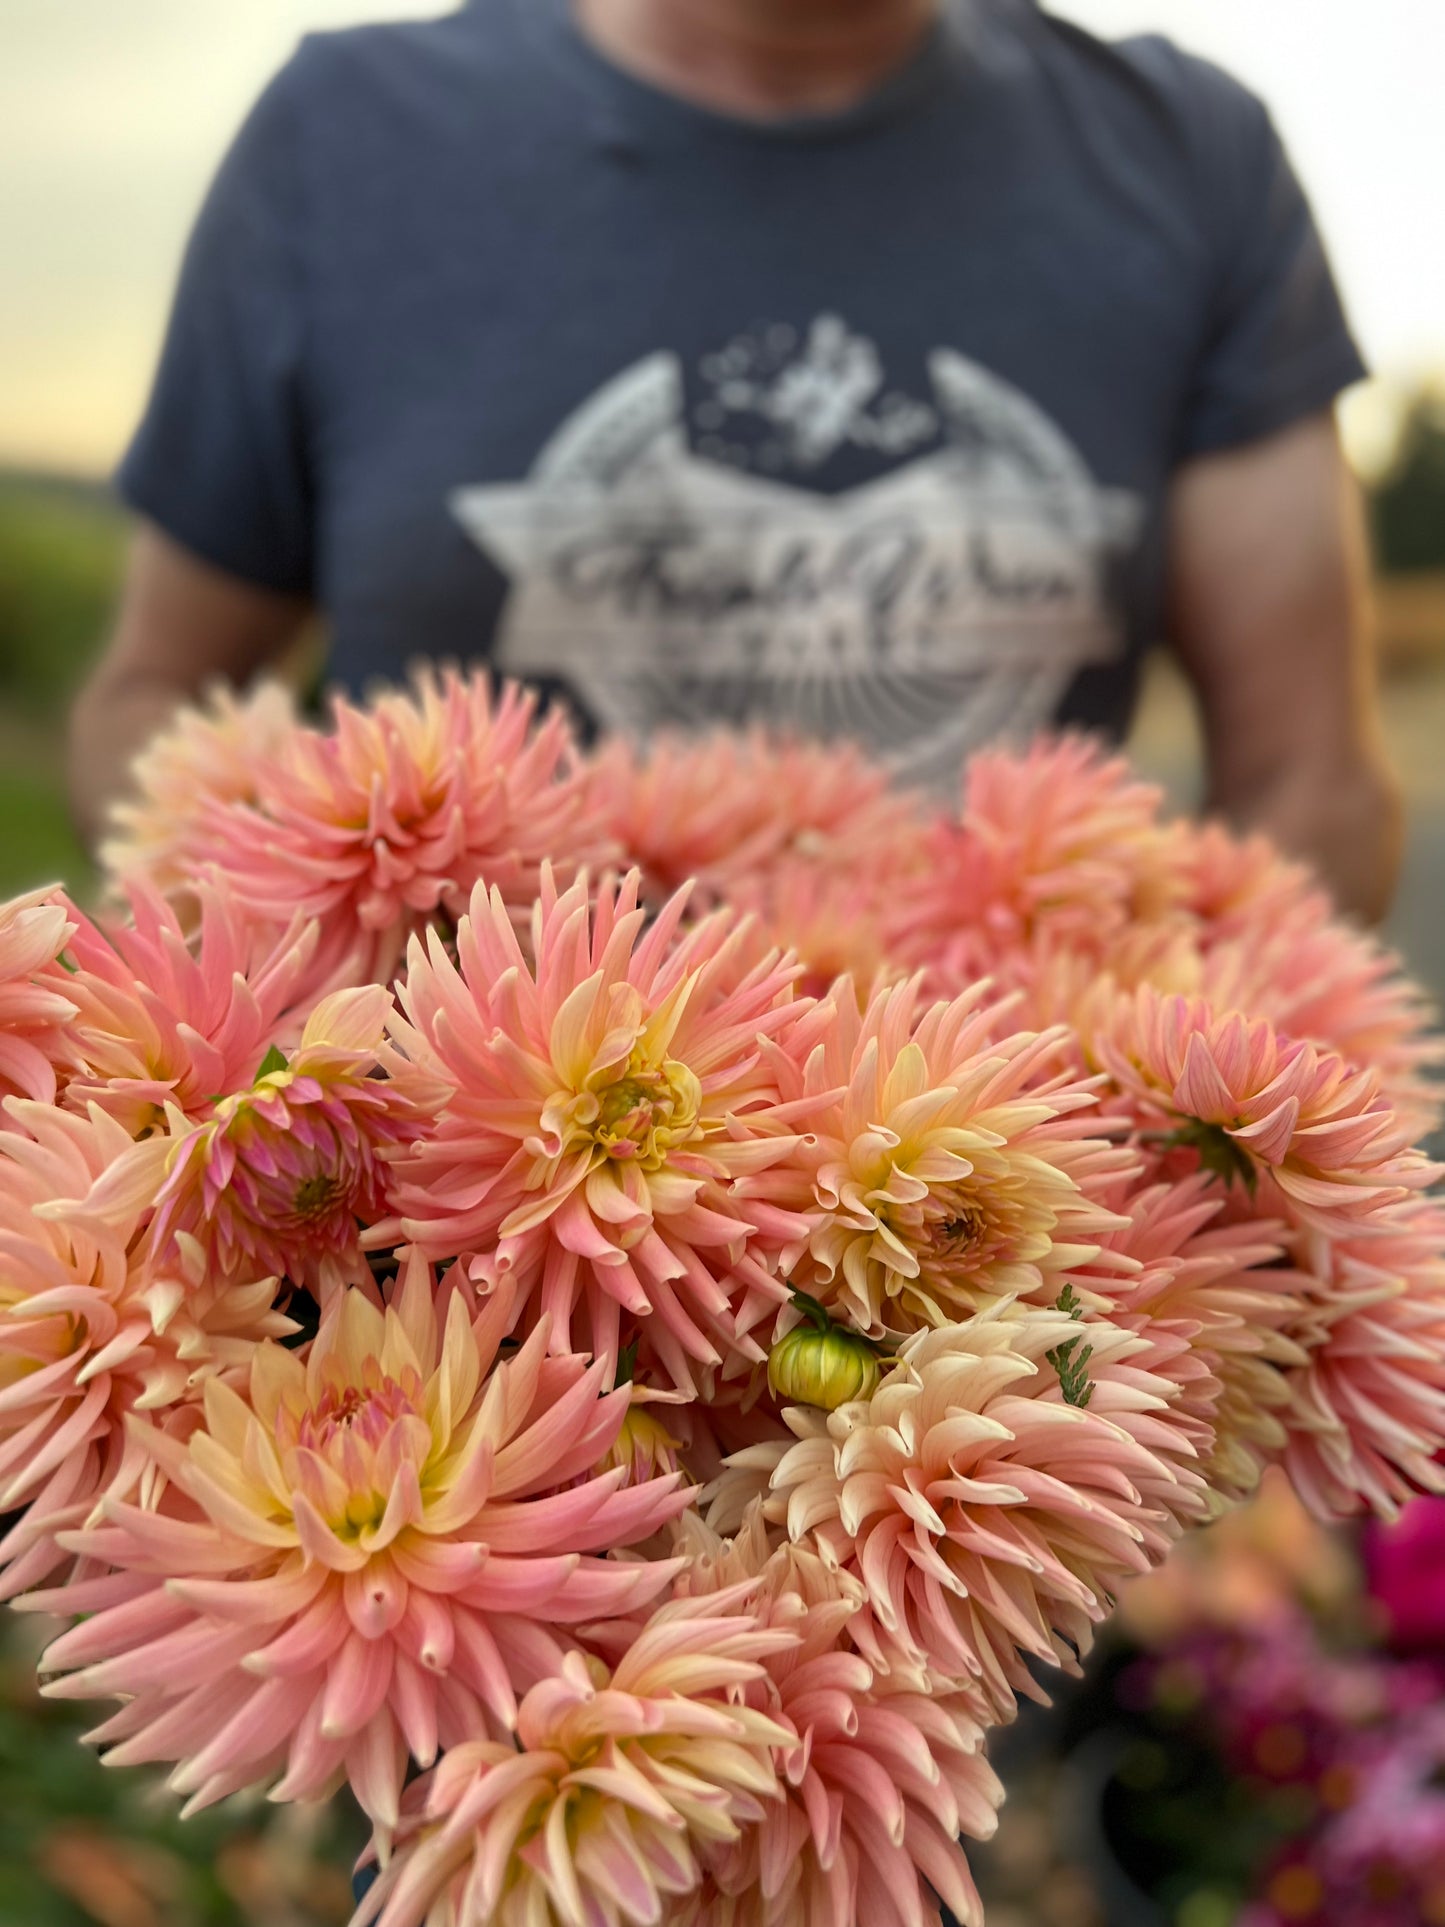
[67,672,194,854]
[1210,748,1405,926]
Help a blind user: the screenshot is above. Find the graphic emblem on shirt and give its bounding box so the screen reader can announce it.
[452,317,1141,787]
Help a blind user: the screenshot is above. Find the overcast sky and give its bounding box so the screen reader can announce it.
[3,0,1442,472]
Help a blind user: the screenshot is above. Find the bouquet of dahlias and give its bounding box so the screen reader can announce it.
[3,666,1443,1927]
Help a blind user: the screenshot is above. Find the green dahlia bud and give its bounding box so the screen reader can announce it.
[768,1324,882,1411]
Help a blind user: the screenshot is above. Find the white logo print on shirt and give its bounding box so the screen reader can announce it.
[452,317,1141,789]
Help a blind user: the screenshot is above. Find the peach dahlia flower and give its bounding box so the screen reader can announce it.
[383,871,821,1392]
[1096,987,1434,1237]
[0,887,77,1103]
[743,979,1131,1340]
[674,1508,1001,1927]
[37,1265,691,1834]
[199,670,605,981]
[588,731,925,911]
[100,678,300,900]
[357,1588,795,1927]
[59,883,327,1137]
[0,1102,280,1598]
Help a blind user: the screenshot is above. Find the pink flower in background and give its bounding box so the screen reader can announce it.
[756,1303,1204,1720]
[0,887,79,1103]
[59,882,328,1136]
[37,1265,691,1835]
[383,870,820,1392]
[724,856,901,1005]
[589,730,927,910]
[195,670,605,981]
[356,1588,795,1927]
[100,679,300,900]
[1367,1494,1445,1651]
[745,977,1129,1339]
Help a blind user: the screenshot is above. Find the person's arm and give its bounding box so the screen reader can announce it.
[68,522,310,850]
[1164,409,1403,924]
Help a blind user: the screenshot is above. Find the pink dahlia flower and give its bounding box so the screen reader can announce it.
[587,730,926,911]
[756,1303,1204,1719]
[199,669,606,982]
[742,978,1131,1340]
[724,858,901,1005]
[888,736,1183,989]
[37,1263,691,1833]
[1096,987,1434,1238]
[1279,1198,1445,1520]
[59,883,328,1138]
[1072,1169,1302,1507]
[382,870,820,1392]
[0,887,78,1103]
[0,1102,240,1598]
[74,984,414,1297]
[100,678,300,901]
[356,1587,795,1927]
[675,1508,1001,1927]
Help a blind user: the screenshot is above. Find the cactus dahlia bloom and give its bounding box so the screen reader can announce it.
[673,1509,1002,1927]
[744,979,1130,1341]
[37,1267,691,1832]
[1096,988,1435,1238]
[383,871,820,1393]
[758,1304,1202,1719]
[587,731,925,910]
[355,1589,796,1927]
[725,859,901,1006]
[58,883,327,1138]
[71,985,414,1298]
[888,736,1183,984]
[99,678,300,899]
[0,1103,219,1599]
[0,888,78,1103]
[197,670,604,981]
[1279,1199,1445,1520]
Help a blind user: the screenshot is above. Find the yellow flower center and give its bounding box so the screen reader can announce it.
[590,1057,702,1167]
[289,1366,431,1538]
[294,1173,344,1220]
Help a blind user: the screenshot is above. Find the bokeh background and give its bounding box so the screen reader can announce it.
[2,4,1443,1924]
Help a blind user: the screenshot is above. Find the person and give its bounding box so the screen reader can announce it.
[69,0,1402,920]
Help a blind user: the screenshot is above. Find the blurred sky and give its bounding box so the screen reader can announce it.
[3,0,1442,474]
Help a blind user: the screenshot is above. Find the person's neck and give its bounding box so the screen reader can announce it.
[572,0,940,120]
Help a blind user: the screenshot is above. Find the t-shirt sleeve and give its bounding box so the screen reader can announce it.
[116,54,315,595]
[1158,48,1367,460]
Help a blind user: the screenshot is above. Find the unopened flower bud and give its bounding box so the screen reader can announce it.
[768,1324,881,1411]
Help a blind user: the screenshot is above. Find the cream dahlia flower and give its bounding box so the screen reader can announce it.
[355,1587,795,1927]
[382,871,820,1392]
[37,1263,691,1833]
[757,1304,1203,1718]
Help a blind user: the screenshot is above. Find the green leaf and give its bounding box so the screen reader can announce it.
[256,1043,288,1081]
[1046,1331,1095,1408]
[614,1340,640,1388]
[1160,1118,1259,1198]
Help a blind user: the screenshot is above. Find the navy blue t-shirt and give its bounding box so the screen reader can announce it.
[120,0,1364,786]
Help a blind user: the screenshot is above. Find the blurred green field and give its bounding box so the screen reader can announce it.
[0,471,117,898]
